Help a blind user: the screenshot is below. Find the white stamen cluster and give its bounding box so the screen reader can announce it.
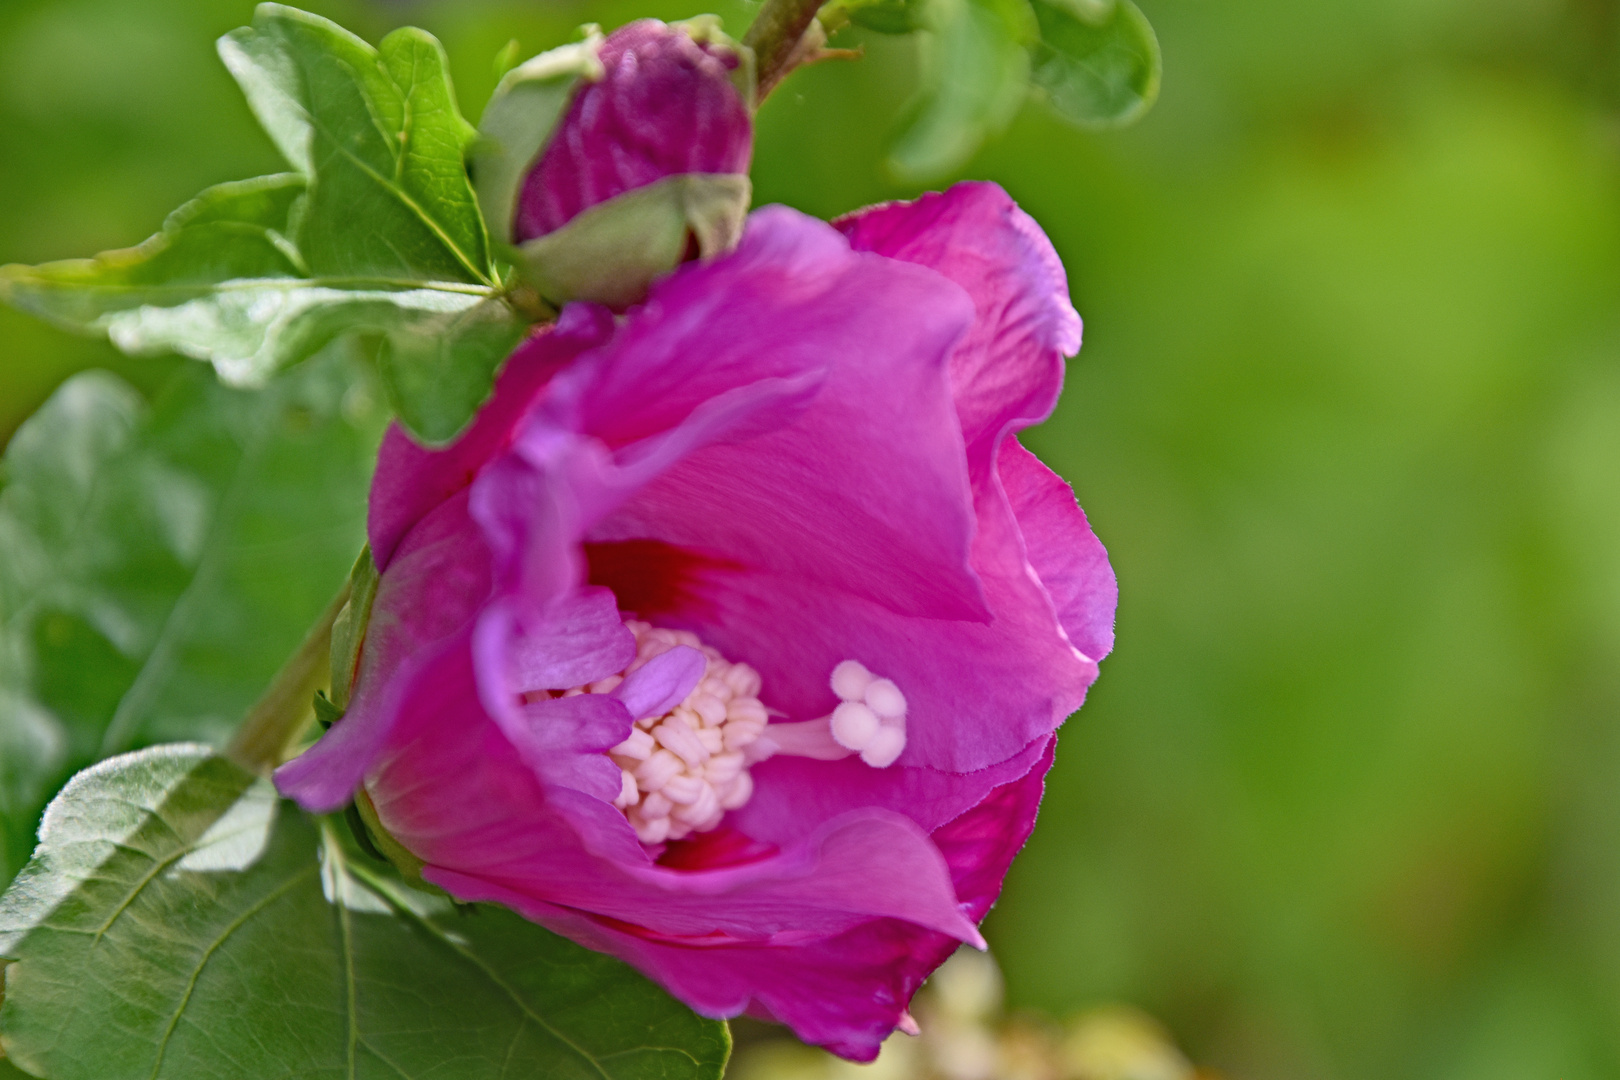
[590,622,767,845]
[827,659,909,766]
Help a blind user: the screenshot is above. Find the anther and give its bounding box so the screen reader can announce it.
[562,621,770,845]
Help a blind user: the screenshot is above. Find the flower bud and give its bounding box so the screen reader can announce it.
[474,19,755,310]
[514,19,753,241]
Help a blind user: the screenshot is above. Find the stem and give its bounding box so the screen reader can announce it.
[225,581,349,776]
[744,0,829,98]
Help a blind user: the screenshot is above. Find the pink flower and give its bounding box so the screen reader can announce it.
[514,19,753,242]
[277,182,1116,1060]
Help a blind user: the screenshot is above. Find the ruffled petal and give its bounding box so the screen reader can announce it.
[613,645,707,720]
[999,439,1117,663]
[836,181,1081,469]
[475,586,635,698]
[276,490,490,812]
[493,689,632,803]
[437,739,1057,1060]
[574,206,987,623]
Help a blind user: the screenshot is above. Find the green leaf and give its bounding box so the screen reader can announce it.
[371,295,531,443]
[219,4,491,283]
[0,175,307,351]
[90,278,526,442]
[1029,0,1161,129]
[0,6,526,445]
[0,695,67,892]
[0,349,381,889]
[0,745,732,1080]
[889,0,1035,180]
[845,0,933,36]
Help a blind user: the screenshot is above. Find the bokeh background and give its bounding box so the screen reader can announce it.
[3,0,1618,1076]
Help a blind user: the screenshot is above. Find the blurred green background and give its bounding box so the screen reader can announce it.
[3,0,1618,1076]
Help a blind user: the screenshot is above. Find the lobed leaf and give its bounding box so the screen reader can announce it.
[0,5,525,445]
[1029,0,1161,130]
[219,5,491,283]
[0,746,731,1080]
[0,351,380,890]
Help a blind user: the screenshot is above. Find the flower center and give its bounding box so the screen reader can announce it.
[562,621,911,845]
[576,622,763,844]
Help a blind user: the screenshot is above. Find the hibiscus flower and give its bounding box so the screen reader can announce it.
[276,181,1116,1060]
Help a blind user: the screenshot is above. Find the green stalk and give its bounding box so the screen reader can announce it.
[225,581,348,775]
[743,0,830,97]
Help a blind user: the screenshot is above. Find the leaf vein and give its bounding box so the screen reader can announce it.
[146,864,318,1080]
[345,862,616,1080]
[304,115,488,286]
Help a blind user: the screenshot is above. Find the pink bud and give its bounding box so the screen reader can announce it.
[514,20,753,242]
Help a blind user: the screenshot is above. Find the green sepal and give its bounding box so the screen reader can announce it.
[674,15,757,112]
[513,173,752,309]
[471,28,606,248]
[492,38,523,81]
[328,545,379,711]
[312,691,344,730]
[352,786,429,884]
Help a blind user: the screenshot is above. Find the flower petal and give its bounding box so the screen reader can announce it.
[367,305,615,569]
[613,644,707,721]
[499,688,633,803]
[437,739,1058,1061]
[276,490,490,812]
[731,734,1050,846]
[933,734,1055,917]
[999,439,1117,662]
[473,587,635,701]
[579,207,988,623]
[836,181,1081,469]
